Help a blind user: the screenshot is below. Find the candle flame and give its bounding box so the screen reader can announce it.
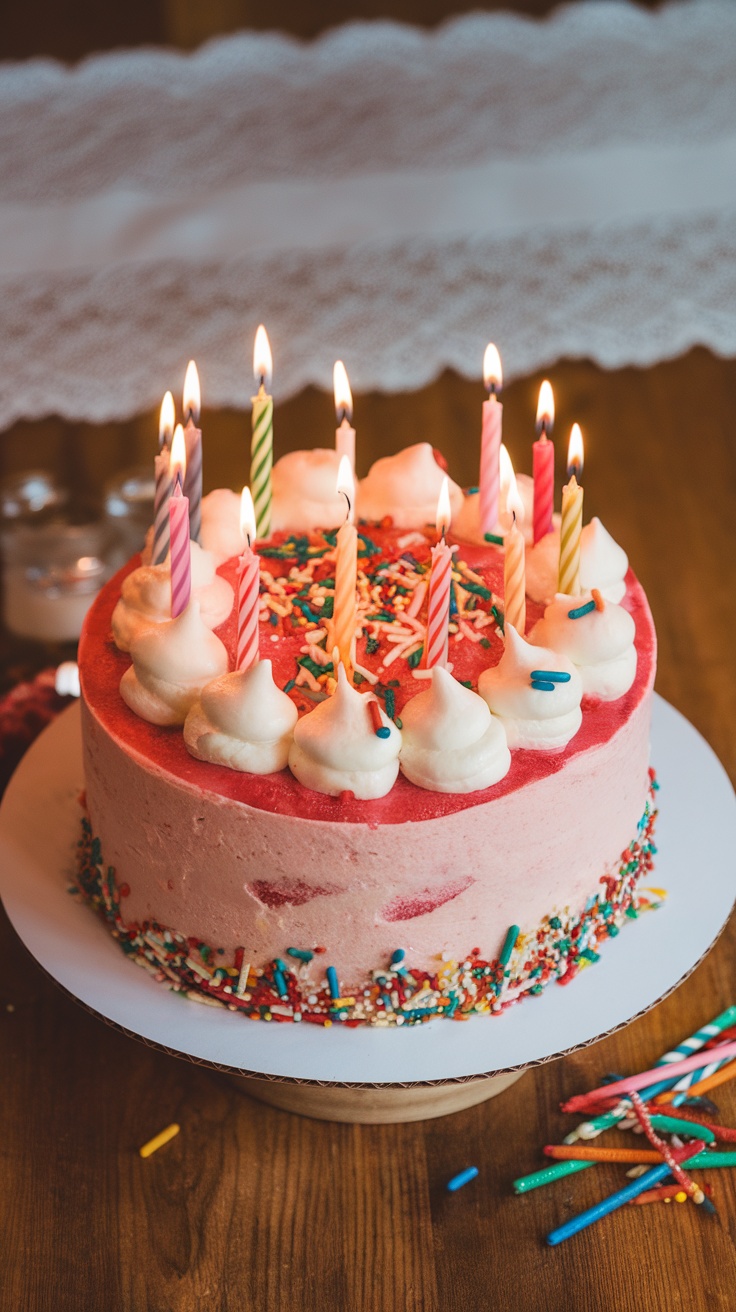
[240,486,256,546]
[567,423,584,480]
[253,324,273,390]
[500,446,524,527]
[159,391,175,449]
[483,342,503,395]
[436,475,452,537]
[536,380,555,435]
[333,360,353,425]
[170,424,187,487]
[183,361,201,424]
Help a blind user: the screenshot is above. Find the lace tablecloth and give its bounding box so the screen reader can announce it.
[1,0,735,423]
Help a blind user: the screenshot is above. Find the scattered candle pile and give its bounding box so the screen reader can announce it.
[513,1004,736,1244]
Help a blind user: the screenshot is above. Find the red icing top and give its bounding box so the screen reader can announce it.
[79,527,656,826]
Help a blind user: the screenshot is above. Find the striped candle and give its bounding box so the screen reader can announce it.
[251,324,274,540]
[182,361,202,545]
[236,487,260,671]
[333,456,357,669]
[334,360,356,471]
[152,390,175,566]
[503,460,526,634]
[425,477,453,670]
[663,1006,736,1105]
[479,343,503,537]
[558,424,584,594]
[168,426,191,618]
[532,379,555,544]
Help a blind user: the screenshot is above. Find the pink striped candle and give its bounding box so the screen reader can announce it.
[479,343,503,537]
[152,391,175,566]
[504,470,526,634]
[425,477,453,669]
[182,360,202,545]
[237,487,260,671]
[333,456,357,670]
[532,379,555,545]
[168,425,191,618]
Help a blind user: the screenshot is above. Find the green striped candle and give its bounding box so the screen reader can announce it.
[251,324,273,540]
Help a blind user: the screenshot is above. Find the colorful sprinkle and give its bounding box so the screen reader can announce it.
[530,670,571,683]
[139,1123,180,1159]
[568,599,596,619]
[447,1166,479,1191]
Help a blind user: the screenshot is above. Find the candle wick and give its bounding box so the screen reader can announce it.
[340,489,352,522]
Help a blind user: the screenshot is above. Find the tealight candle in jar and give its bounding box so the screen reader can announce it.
[2,521,113,643]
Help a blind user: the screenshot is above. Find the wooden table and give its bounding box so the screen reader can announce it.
[2,3,736,1307]
[2,350,736,1311]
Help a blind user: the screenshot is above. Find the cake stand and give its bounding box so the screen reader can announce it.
[0,697,734,1123]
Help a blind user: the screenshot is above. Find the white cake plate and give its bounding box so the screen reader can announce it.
[0,697,734,1123]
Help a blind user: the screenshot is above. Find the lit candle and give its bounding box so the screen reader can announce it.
[333,455,357,671]
[502,456,526,635]
[532,379,555,545]
[479,343,503,538]
[168,425,191,618]
[237,487,260,671]
[333,360,356,472]
[559,424,584,595]
[425,477,453,669]
[152,391,175,566]
[251,324,274,540]
[182,361,202,545]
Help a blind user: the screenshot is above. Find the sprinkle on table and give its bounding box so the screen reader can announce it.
[139,1123,180,1159]
[447,1166,479,1192]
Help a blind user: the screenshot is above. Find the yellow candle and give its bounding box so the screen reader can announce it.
[251,325,273,540]
[333,455,357,671]
[558,424,584,595]
[502,456,526,634]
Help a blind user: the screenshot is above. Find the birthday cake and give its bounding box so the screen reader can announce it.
[77,416,658,1027]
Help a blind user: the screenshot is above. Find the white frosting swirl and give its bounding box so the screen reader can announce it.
[357,443,463,528]
[120,600,229,726]
[200,488,244,561]
[183,659,297,773]
[525,516,628,605]
[453,473,536,546]
[112,540,234,651]
[399,666,510,793]
[530,592,637,701]
[478,624,582,750]
[288,663,401,798]
[272,448,346,533]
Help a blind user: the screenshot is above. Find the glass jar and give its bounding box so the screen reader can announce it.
[1,521,115,643]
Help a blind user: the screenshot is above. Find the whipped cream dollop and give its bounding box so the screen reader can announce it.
[357,443,463,528]
[478,624,583,750]
[399,666,510,793]
[530,592,637,700]
[200,488,244,561]
[288,663,401,798]
[453,473,536,546]
[112,540,234,652]
[271,449,346,533]
[120,600,229,726]
[183,659,298,773]
[525,516,628,604]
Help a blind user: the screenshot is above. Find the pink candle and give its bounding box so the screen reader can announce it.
[182,360,202,545]
[333,360,356,471]
[168,425,191,618]
[152,391,175,567]
[479,343,503,537]
[503,466,526,634]
[237,487,260,671]
[532,379,555,545]
[425,477,453,670]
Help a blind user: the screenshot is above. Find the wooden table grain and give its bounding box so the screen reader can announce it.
[1,350,736,1311]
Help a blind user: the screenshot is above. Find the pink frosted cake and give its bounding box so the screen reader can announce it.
[77,445,658,1027]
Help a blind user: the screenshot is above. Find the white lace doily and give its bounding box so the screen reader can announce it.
[1,0,735,423]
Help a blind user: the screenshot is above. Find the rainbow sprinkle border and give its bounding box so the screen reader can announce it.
[73,773,659,1028]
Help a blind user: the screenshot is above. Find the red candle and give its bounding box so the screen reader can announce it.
[425,477,454,670]
[237,487,260,671]
[479,343,503,537]
[532,379,555,544]
[168,424,191,618]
